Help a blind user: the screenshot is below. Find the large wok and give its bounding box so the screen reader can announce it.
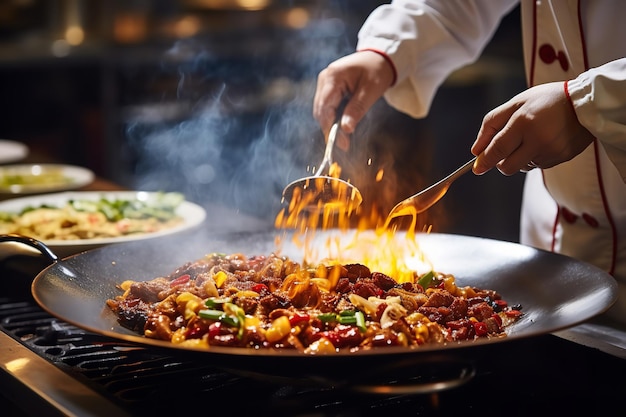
[1,229,618,393]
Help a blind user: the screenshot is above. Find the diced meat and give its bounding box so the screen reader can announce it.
[335,277,352,294]
[352,279,381,299]
[235,296,259,315]
[468,301,495,322]
[168,259,213,280]
[106,297,151,332]
[371,272,397,291]
[258,291,291,313]
[128,277,170,302]
[448,297,469,321]
[422,289,455,308]
[344,264,371,280]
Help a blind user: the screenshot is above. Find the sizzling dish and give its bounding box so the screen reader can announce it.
[106,250,523,354]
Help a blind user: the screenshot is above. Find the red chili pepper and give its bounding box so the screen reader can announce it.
[208,322,223,339]
[186,324,204,339]
[375,303,388,321]
[494,299,508,308]
[320,326,362,348]
[252,283,269,293]
[169,274,190,287]
[473,321,488,337]
[334,325,363,347]
[320,330,341,346]
[505,310,522,318]
[289,312,310,326]
[446,319,468,330]
[491,313,503,326]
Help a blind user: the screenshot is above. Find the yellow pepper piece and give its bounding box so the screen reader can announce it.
[176,292,204,320]
[265,315,291,343]
[443,275,457,294]
[396,332,409,347]
[305,337,336,354]
[176,291,202,304]
[171,327,187,344]
[178,338,209,349]
[234,290,260,298]
[244,316,262,330]
[414,321,429,342]
[214,270,228,288]
[119,280,135,291]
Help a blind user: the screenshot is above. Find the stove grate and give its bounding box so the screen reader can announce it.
[0,297,441,416]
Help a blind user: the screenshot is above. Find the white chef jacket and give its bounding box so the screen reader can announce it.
[356,0,626,322]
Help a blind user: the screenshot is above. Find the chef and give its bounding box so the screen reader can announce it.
[313,0,626,322]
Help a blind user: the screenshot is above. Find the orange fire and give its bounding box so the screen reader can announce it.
[275,163,432,283]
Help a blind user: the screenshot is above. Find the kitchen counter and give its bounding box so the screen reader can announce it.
[555,316,626,359]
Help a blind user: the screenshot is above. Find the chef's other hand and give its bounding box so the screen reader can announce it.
[471,81,595,175]
[314,50,395,150]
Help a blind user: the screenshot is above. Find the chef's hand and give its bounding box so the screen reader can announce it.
[313,50,395,150]
[471,81,595,175]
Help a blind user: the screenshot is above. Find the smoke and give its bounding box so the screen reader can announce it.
[123,7,358,226]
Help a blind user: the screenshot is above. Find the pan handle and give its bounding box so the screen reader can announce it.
[228,356,476,396]
[0,234,58,264]
[347,361,476,395]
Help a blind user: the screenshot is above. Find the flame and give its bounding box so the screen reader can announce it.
[276,162,360,231]
[276,160,431,284]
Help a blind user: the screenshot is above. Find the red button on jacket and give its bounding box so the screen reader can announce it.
[539,43,569,71]
[560,206,578,223]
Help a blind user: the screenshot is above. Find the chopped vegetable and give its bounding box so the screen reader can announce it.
[265,316,291,343]
[213,271,228,288]
[317,313,337,323]
[289,312,310,326]
[204,297,232,308]
[354,311,366,332]
[417,270,435,289]
[198,309,239,327]
[68,192,184,221]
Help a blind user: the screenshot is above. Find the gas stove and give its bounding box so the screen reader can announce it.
[1,262,625,417]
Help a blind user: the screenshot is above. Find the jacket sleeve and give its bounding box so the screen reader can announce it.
[567,58,626,182]
[356,0,519,118]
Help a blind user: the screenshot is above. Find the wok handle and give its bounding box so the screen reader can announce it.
[0,234,59,264]
[349,362,476,395]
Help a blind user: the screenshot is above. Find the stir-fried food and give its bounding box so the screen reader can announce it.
[0,192,185,241]
[106,251,523,353]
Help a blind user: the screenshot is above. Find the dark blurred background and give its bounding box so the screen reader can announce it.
[0,0,526,242]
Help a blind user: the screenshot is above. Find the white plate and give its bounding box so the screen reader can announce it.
[0,164,95,195]
[0,140,29,164]
[0,191,207,257]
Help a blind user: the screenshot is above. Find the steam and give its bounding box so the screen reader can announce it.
[123,10,355,227]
